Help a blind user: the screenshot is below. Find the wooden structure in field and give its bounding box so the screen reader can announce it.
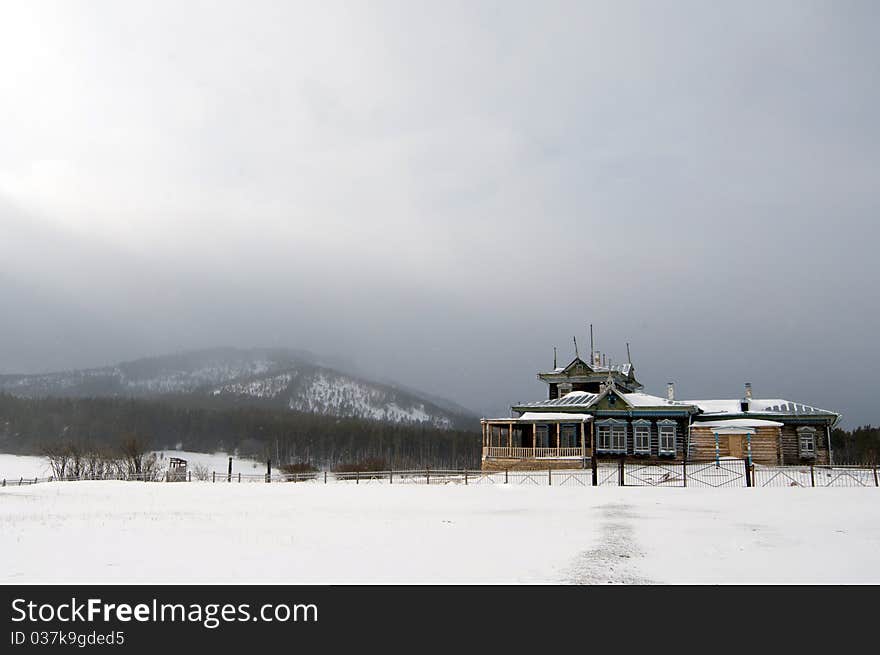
[166,457,188,482]
[481,334,841,471]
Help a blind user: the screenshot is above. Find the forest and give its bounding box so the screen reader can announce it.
[0,394,482,469]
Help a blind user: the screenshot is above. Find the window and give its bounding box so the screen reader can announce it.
[596,425,612,451]
[658,421,676,455]
[558,383,572,398]
[596,420,626,453]
[611,424,626,451]
[561,424,578,448]
[633,421,650,454]
[798,427,816,459]
[535,425,549,449]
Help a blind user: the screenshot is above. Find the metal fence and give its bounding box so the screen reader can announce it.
[3,460,878,489]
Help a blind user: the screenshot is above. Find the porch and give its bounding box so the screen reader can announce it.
[481,412,593,463]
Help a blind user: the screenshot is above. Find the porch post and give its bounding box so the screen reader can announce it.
[714,431,720,468]
[509,422,514,453]
[581,421,586,469]
[556,423,561,457]
[532,423,537,457]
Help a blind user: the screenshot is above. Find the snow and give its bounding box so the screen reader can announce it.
[687,398,835,416]
[696,419,785,429]
[0,451,263,481]
[290,373,452,428]
[0,454,51,480]
[485,412,592,422]
[1,481,877,584]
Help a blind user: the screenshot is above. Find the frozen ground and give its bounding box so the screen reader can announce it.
[1,481,878,584]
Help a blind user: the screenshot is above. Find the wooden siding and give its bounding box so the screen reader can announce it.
[689,426,781,465]
[779,423,830,465]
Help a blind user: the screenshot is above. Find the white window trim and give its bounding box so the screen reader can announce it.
[596,418,627,454]
[658,419,677,456]
[797,427,817,459]
[633,419,650,455]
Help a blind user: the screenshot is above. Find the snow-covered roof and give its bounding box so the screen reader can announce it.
[687,398,837,417]
[695,419,784,429]
[515,391,598,409]
[484,412,592,422]
[623,392,691,408]
[515,390,690,411]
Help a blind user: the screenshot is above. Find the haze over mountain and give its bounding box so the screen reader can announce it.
[0,348,476,430]
[1,3,878,428]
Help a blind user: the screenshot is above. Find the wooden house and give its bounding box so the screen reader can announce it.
[481,346,840,471]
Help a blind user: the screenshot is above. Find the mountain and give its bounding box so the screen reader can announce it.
[0,348,476,429]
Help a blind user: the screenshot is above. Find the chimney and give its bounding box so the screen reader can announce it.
[667,382,675,401]
[741,382,752,413]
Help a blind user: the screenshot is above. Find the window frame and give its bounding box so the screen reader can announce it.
[797,427,817,459]
[633,419,650,455]
[658,419,677,456]
[596,418,627,454]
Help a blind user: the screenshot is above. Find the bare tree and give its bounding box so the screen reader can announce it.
[41,442,70,480]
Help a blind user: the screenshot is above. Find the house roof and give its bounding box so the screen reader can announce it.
[539,357,634,377]
[484,412,592,422]
[695,419,785,429]
[686,398,838,417]
[513,389,693,412]
[513,391,838,422]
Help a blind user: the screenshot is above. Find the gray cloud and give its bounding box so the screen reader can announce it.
[1,1,878,426]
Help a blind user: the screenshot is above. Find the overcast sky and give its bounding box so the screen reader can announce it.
[1,1,878,427]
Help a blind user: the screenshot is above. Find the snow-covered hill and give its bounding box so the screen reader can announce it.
[0,348,471,429]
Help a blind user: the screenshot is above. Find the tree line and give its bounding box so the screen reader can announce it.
[0,394,482,469]
[831,425,879,465]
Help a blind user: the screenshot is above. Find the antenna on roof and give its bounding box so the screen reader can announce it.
[589,324,594,358]
[553,346,557,369]
[573,336,579,359]
[626,342,632,365]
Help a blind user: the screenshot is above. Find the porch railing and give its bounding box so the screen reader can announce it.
[483,447,585,459]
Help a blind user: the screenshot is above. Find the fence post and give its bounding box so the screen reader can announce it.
[426,467,430,485]
[744,460,752,487]
[389,470,393,484]
[266,459,271,483]
[464,469,468,485]
[238,472,241,483]
[227,457,232,483]
[20,477,23,485]
[682,459,688,488]
[356,470,360,485]
[504,469,508,484]
[548,467,552,486]
[212,471,215,483]
[810,464,815,488]
[873,464,878,488]
[618,457,625,487]
[188,471,192,482]
[591,456,598,487]
[325,471,328,484]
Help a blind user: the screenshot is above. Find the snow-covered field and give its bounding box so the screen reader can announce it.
[1,481,877,584]
[0,451,263,481]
